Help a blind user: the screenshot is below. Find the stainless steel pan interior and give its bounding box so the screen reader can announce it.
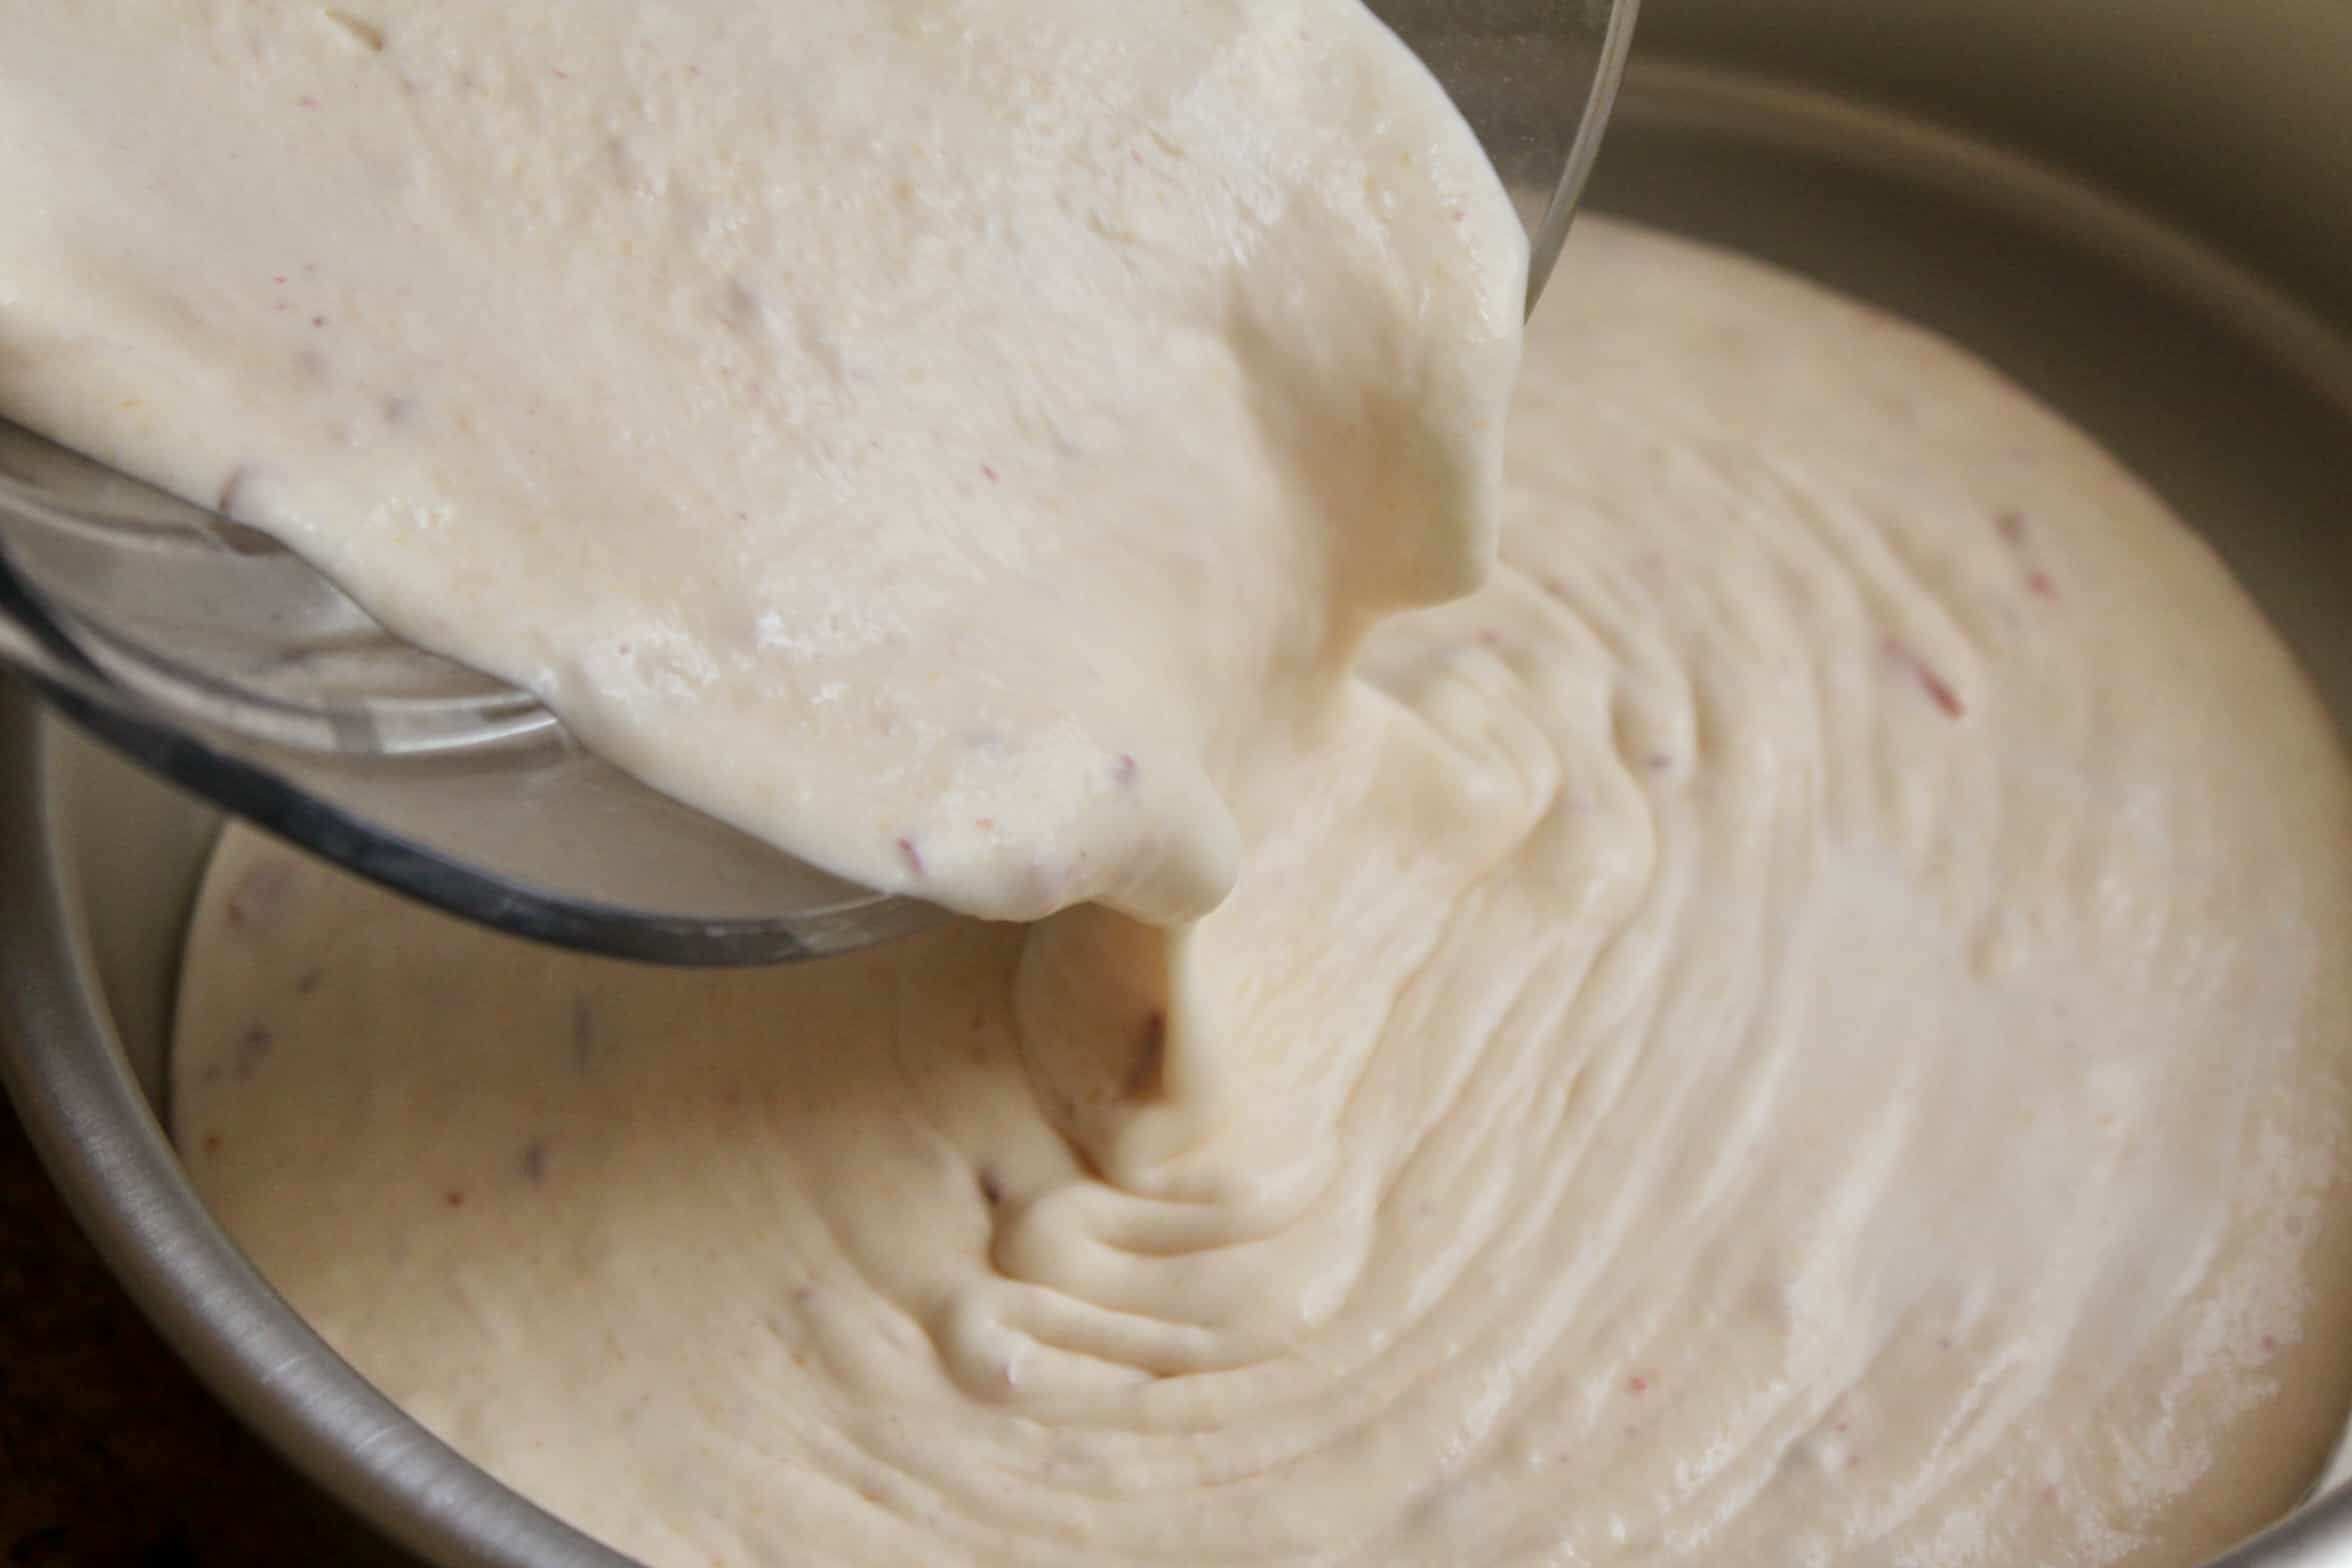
[5,0,2351,1562]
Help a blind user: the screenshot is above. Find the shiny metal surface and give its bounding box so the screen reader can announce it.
[4,0,2352,1562]
[0,683,630,1568]
[0,0,1633,968]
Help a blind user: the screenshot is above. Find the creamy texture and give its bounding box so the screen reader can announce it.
[175,222,2352,1566]
[0,0,1523,924]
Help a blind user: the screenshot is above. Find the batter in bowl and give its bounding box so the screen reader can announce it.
[174,221,2352,1565]
[0,0,1522,926]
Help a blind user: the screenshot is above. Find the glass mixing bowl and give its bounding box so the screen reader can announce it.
[0,0,1637,964]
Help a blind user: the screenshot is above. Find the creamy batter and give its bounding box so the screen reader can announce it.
[171,219,2352,1566]
[0,0,1522,925]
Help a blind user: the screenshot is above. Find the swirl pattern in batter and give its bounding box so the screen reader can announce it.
[175,221,2352,1567]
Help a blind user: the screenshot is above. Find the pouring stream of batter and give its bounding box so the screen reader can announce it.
[2,3,2349,1565]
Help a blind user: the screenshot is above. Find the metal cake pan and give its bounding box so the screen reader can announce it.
[5,0,2351,1561]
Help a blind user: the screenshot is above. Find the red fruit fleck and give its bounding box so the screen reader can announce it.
[1917,668,1964,718]
[444,1189,466,1208]
[2026,570,2056,600]
[297,94,319,109]
[2261,1334,2279,1354]
[1884,637,1965,718]
[1627,1375,1649,1395]
[981,463,1000,483]
[1111,754,1139,787]
[898,837,926,876]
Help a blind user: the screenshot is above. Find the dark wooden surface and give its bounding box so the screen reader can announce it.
[0,1095,411,1568]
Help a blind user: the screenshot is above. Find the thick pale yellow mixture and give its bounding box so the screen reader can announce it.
[0,0,1520,926]
[5,2,2349,1565]
[174,220,2352,1565]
